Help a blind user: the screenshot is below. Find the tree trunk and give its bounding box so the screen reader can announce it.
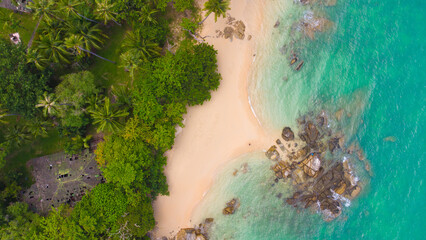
[76,12,98,23]
[182,28,203,43]
[77,46,116,64]
[111,19,122,26]
[199,12,211,25]
[27,15,43,50]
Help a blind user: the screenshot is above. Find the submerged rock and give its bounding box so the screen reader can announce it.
[383,136,397,142]
[274,20,280,28]
[223,198,240,215]
[328,137,340,152]
[299,12,333,39]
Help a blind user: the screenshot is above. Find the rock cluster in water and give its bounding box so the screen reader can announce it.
[265,111,365,221]
[172,218,214,240]
[222,198,240,215]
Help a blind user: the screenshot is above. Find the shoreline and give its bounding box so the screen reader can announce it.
[152,0,272,237]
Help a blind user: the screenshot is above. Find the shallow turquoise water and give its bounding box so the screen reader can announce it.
[194,0,425,239]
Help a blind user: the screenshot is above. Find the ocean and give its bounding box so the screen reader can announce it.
[192,0,426,239]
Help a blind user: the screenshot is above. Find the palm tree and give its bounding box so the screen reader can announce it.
[111,83,132,107]
[89,97,129,133]
[94,0,120,25]
[33,32,70,64]
[200,0,231,24]
[5,125,32,147]
[122,31,161,62]
[119,51,142,84]
[27,49,49,70]
[0,106,10,125]
[26,118,49,138]
[138,5,158,25]
[36,92,60,117]
[67,20,107,51]
[59,0,98,23]
[71,135,92,149]
[64,34,115,63]
[85,93,103,112]
[27,0,61,49]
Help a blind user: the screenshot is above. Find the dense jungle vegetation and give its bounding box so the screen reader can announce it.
[0,0,230,238]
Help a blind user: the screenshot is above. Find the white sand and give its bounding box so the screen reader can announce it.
[152,0,272,237]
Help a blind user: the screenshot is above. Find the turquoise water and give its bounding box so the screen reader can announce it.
[194,0,425,239]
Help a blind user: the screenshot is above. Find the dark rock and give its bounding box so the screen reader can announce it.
[274,20,280,28]
[296,60,304,71]
[282,127,295,141]
[299,122,320,147]
[328,137,340,152]
[276,139,286,152]
[223,198,240,215]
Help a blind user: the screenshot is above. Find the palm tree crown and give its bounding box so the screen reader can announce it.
[94,0,118,25]
[89,97,129,133]
[0,106,9,125]
[67,20,107,51]
[203,0,231,22]
[33,32,70,64]
[36,92,60,116]
[27,0,57,23]
[122,31,161,62]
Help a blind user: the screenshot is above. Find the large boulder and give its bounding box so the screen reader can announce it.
[300,122,320,146]
[282,127,295,141]
[300,153,321,177]
[266,145,280,161]
[176,228,196,240]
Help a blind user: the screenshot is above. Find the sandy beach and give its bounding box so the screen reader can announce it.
[152,0,271,237]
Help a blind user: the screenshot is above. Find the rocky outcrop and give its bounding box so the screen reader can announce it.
[219,15,246,41]
[266,110,366,221]
[174,218,214,240]
[223,198,240,215]
[299,122,320,147]
[223,27,234,39]
[233,20,246,40]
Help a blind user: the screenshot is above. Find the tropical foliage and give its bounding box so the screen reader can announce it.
[202,0,231,23]
[0,0,222,238]
[0,39,50,117]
